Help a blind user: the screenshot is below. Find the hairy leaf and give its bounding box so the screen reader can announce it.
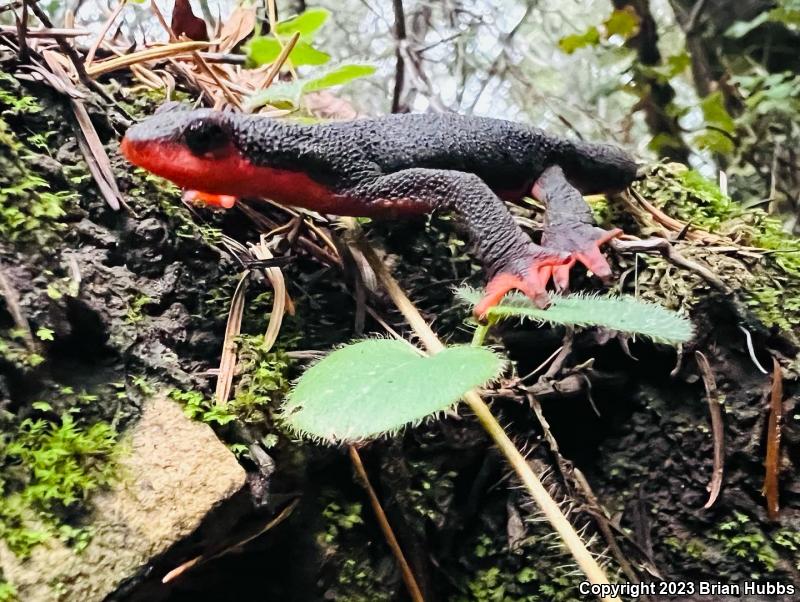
[281,340,504,444]
[458,289,693,345]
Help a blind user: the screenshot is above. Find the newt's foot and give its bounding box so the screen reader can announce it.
[474,251,568,319]
[542,225,622,291]
[183,190,237,209]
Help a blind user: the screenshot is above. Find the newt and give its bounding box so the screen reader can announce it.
[121,104,637,316]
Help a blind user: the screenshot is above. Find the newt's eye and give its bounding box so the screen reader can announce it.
[184,119,229,157]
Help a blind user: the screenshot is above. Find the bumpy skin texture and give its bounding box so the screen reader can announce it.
[121,105,638,315]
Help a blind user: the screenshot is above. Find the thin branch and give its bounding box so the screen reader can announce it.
[610,237,727,291]
[391,0,407,113]
[685,0,710,35]
[695,351,725,509]
[349,446,425,602]
[465,1,535,115]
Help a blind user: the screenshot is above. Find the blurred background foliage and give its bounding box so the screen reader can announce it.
[25,0,800,231]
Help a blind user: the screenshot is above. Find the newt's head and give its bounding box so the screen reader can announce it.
[121,104,247,194]
[560,141,639,195]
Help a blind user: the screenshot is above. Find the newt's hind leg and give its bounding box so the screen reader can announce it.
[532,165,621,292]
[347,168,569,318]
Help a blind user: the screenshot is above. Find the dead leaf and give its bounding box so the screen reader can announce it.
[215,270,249,406]
[171,0,208,41]
[217,6,257,53]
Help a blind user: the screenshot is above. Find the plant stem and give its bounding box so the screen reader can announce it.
[349,446,425,602]
[355,236,613,599]
[471,321,490,347]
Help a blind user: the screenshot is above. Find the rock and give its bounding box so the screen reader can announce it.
[0,395,246,602]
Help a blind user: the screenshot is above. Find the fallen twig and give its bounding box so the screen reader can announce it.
[0,25,90,38]
[610,237,727,292]
[349,446,425,602]
[695,351,725,509]
[763,358,783,520]
[162,498,299,583]
[84,40,210,77]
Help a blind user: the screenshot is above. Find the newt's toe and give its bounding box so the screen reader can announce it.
[573,227,622,283]
[183,190,237,209]
[474,256,565,319]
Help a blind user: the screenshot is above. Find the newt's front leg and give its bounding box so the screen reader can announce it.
[346,168,569,318]
[532,165,622,291]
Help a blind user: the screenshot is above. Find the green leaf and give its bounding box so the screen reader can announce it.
[693,130,735,155]
[246,65,376,110]
[769,4,800,27]
[281,340,504,443]
[303,64,377,93]
[558,26,600,54]
[245,37,330,68]
[245,36,282,66]
[35,327,54,341]
[275,8,330,39]
[604,8,640,38]
[699,91,736,134]
[289,41,331,66]
[724,12,769,38]
[31,401,53,412]
[457,289,694,345]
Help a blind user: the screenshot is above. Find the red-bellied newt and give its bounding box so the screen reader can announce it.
[121,103,637,317]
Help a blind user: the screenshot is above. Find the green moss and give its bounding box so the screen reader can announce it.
[126,294,153,324]
[0,72,44,117]
[170,337,291,430]
[405,459,456,524]
[452,513,593,602]
[315,494,391,602]
[0,75,77,243]
[664,536,707,561]
[229,336,291,422]
[0,577,17,602]
[320,500,364,544]
[0,331,45,371]
[0,409,120,558]
[772,529,800,570]
[710,511,780,577]
[631,163,800,332]
[127,167,223,247]
[0,118,75,242]
[170,389,237,426]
